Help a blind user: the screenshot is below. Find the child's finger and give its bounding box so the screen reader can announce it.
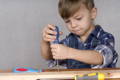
[51,49,56,53]
[59,31,63,35]
[50,44,56,49]
[43,32,56,42]
[44,38,52,42]
[48,24,56,30]
[45,35,56,40]
[45,29,57,35]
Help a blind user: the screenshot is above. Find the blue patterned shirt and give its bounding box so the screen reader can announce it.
[48,25,118,69]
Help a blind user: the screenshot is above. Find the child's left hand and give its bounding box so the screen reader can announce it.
[50,44,70,60]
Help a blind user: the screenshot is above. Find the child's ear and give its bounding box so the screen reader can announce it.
[91,8,97,20]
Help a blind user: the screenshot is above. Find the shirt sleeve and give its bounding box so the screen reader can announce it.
[91,34,118,68]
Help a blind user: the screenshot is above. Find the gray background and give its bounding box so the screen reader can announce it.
[0,0,119,70]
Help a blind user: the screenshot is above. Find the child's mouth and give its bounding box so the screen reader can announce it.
[72,29,81,32]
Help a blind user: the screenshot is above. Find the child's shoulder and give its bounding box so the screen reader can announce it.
[96,25,114,40]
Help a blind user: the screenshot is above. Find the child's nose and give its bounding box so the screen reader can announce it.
[71,21,77,28]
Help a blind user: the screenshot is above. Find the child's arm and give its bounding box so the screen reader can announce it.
[41,39,53,60]
[40,24,57,60]
[67,48,103,65]
[51,44,103,65]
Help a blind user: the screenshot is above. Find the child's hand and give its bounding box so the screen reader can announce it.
[50,44,70,60]
[42,24,57,42]
[42,24,63,42]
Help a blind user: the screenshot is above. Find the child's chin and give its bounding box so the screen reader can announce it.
[77,33,86,37]
[73,32,81,36]
[73,31,82,35]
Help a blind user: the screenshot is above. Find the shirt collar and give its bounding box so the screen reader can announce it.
[70,25,104,39]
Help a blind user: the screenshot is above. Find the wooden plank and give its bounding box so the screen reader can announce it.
[0,68,120,80]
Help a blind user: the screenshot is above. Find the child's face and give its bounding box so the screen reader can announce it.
[64,5,97,36]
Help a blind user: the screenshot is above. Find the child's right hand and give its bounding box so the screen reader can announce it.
[42,24,63,43]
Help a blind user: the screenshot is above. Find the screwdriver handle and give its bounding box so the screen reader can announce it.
[50,26,60,44]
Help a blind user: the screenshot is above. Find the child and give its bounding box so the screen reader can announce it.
[41,0,118,69]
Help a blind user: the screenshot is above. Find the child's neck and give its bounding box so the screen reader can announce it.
[80,24,95,43]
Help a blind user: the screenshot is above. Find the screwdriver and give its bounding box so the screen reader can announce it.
[50,26,60,72]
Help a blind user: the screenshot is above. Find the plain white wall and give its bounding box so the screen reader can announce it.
[0,0,119,70]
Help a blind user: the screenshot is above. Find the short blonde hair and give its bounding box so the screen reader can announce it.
[58,0,95,19]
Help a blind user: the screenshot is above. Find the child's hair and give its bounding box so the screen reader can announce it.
[58,0,95,19]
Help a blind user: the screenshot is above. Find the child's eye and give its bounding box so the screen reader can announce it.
[76,17,82,20]
[65,20,70,23]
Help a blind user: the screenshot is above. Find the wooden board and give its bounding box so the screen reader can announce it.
[0,68,120,80]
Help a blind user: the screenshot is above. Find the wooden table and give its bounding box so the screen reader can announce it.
[0,68,120,80]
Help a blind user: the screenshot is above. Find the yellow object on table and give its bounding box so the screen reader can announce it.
[75,72,105,80]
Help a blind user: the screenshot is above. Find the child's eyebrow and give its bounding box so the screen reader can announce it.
[73,13,83,18]
[64,19,70,22]
[74,15,82,18]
